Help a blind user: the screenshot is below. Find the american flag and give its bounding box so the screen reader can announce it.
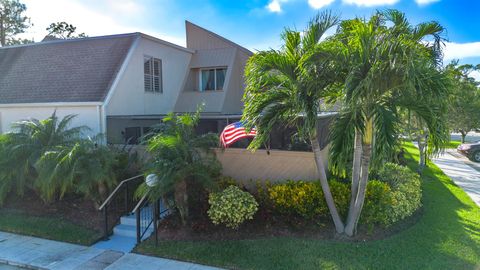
[220,121,257,147]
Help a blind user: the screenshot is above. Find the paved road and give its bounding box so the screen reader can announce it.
[451,132,480,143]
[0,231,220,270]
[432,149,480,207]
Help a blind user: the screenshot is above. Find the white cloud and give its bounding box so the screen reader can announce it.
[415,0,440,5]
[342,0,399,6]
[469,70,480,82]
[266,0,284,13]
[443,41,480,62]
[308,0,336,9]
[18,0,185,46]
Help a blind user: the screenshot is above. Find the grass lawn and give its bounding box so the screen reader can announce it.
[445,140,462,149]
[0,210,102,245]
[136,142,480,269]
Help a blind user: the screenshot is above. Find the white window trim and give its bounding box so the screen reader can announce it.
[198,67,227,92]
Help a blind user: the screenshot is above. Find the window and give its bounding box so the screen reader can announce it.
[199,67,227,91]
[124,127,141,145]
[144,56,162,92]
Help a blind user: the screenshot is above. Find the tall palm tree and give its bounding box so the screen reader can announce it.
[328,10,449,236]
[242,11,346,233]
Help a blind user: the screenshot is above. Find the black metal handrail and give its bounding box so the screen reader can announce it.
[98,175,144,239]
[133,194,170,245]
[133,194,154,244]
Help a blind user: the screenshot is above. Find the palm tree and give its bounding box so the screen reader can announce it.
[0,112,88,203]
[136,110,221,225]
[35,136,118,204]
[328,10,449,236]
[242,11,346,233]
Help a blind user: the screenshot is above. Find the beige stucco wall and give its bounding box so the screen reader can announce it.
[105,37,193,116]
[214,148,329,184]
[0,105,101,136]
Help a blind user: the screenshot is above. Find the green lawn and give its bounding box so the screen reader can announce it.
[445,140,462,149]
[0,210,102,245]
[136,142,480,269]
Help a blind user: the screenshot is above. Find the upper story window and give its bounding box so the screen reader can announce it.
[199,67,226,91]
[144,56,162,93]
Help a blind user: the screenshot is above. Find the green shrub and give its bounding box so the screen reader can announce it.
[216,176,241,190]
[266,167,421,228]
[361,180,392,226]
[208,185,259,229]
[378,163,414,189]
[377,163,422,225]
[268,180,350,219]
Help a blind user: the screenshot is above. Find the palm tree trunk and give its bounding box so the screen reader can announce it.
[345,119,373,236]
[417,134,427,171]
[310,132,345,234]
[345,129,362,230]
[174,180,189,226]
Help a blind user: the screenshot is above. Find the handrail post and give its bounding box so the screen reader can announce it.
[103,205,109,240]
[154,199,159,247]
[125,184,129,212]
[136,208,141,244]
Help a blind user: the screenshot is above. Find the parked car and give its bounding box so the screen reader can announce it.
[457,141,480,162]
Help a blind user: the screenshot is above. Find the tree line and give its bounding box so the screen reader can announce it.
[0,0,85,46]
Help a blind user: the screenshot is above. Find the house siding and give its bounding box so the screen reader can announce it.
[105,37,193,117]
[0,105,101,135]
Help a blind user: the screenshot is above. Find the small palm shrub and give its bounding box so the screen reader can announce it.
[136,110,221,225]
[0,112,120,205]
[208,185,259,229]
[35,138,118,204]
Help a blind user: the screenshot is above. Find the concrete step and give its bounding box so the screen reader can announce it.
[93,235,137,253]
[114,224,137,238]
[114,223,154,238]
[120,215,152,227]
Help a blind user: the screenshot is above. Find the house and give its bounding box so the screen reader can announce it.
[0,21,252,144]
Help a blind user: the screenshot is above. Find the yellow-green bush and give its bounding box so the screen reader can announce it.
[360,180,392,226]
[208,185,259,229]
[266,175,418,228]
[268,180,350,219]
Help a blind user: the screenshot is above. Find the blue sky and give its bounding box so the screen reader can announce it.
[20,0,480,72]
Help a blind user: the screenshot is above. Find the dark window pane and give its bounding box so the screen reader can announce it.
[153,59,160,76]
[125,127,141,145]
[201,69,215,91]
[144,57,152,75]
[216,68,226,90]
[154,77,160,92]
[144,74,152,92]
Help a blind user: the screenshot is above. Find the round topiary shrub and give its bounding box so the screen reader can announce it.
[208,185,259,229]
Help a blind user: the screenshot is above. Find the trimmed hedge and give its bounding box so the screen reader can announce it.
[266,163,421,227]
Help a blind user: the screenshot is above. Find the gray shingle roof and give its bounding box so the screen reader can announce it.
[0,33,137,104]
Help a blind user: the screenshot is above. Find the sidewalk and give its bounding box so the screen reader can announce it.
[432,149,480,207]
[0,231,220,270]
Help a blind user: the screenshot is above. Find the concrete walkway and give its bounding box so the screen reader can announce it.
[0,231,220,270]
[432,149,480,207]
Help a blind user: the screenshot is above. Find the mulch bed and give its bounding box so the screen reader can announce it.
[1,190,104,232]
[152,205,423,242]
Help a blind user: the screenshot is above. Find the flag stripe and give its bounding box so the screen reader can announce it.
[219,121,257,147]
